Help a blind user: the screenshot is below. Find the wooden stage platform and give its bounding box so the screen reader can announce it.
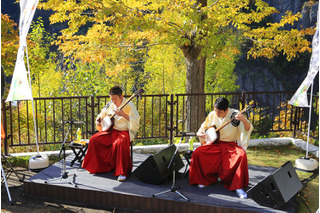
[24,152,298,213]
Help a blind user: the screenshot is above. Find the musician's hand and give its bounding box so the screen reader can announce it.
[114,109,124,116]
[114,109,130,121]
[197,131,206,140]
[96,121,101,127]
[236,113,251,131]
[235,113,246,122]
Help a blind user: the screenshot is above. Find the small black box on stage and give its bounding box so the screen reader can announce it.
[247,161,302,209]
[134,144,184,185]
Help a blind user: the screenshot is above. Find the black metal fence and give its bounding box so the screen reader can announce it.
[1,91,318,155]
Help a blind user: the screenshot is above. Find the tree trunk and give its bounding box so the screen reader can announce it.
[180,45,206,133]
[179,0,207,133]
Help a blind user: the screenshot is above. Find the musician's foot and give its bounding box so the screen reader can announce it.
[117,175,126,182]
[198,184,207,188]
[236,189,247,199]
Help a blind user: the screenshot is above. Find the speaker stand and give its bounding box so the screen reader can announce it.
[152,133,190,202]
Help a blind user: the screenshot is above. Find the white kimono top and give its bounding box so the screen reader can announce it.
[198,108,253,151]
[97,98,140,141]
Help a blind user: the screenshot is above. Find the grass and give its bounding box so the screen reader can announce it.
[2,155,62,169]
[246,144,319,213]
[2,143,318,213]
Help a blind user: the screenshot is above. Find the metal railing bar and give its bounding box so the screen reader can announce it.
[26,101,30,145]
[53,99,56,143]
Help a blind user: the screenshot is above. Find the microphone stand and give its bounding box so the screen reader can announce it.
[152,133,190,202]
[45,121,77,187]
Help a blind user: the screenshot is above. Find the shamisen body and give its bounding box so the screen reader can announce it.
[200,106,253,151]
[96,96,140,142]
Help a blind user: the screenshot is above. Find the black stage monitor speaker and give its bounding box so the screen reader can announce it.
[247,161,302,209]
[134,144,184,185]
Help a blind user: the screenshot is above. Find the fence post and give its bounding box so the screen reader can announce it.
[241,92,246,109]
[292,106,298,138]
[90,96,96,136]
[167,94,176,145]
[1,99,8,155]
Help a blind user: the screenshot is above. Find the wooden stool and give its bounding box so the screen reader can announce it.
[183,150,193,177]
[68,140,89,167]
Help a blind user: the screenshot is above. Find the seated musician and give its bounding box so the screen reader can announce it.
[189,97,253,198]
[82,86,140,182]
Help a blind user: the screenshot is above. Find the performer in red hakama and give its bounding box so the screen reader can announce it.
[82,86,140,182]
[189,97,253,199]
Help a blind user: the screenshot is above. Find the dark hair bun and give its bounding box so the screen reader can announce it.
[214,97,229,111]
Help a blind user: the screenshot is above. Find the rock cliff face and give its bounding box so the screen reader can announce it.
[236,59,284,92]
[235,1,318,93]
[265,0,318,29]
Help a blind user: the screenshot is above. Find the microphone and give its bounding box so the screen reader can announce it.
[180,132,196,136]
[62,120,85,125]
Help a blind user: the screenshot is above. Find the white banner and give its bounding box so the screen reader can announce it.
[289,8,319,107]
[5,0,39,102]
[5,47,33,102]
[19,0,39,47]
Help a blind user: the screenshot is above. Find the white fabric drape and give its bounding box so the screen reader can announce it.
[5,0,39,102]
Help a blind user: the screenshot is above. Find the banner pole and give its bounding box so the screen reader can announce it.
[25,44,40,155]
[305,82,313,158]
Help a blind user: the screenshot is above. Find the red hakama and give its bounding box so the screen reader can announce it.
[189,140,249,191]
[82,129,132,177]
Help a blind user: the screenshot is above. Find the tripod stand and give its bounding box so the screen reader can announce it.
[1,154,24,184]
[1,161,12,205]
[152,133,190,202]
[44,122,77,187]
[1,154,25,205]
